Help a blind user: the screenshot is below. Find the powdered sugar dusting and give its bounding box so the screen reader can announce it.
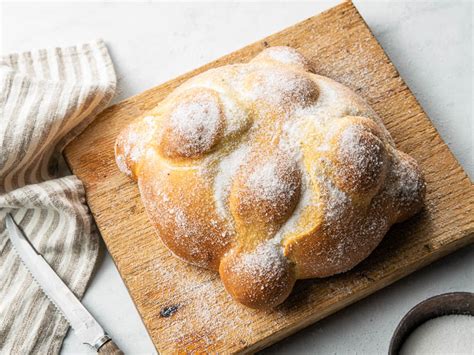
[388,154,425,208]
[278,119,304,155]
[170,92,221,156]
[246,161,292,202]
[115,154,130,176]
[264,46,308,67]
[213,145,250,220]
[220,94,249,136]
[115,116,157,176]
[322,179,352,222]
[244,67,317,109]
[273,169,317,242]
[338,124,385,189]
[233,241,287,282]
[340,126,371,166]
[148,260,261,349]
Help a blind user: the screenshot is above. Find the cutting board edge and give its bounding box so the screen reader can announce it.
[62,1,474,353]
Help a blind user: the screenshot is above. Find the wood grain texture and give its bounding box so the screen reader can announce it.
[98,340,124,355]
[64,2,474,353]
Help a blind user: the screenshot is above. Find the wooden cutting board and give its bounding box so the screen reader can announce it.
[64,2,474,353]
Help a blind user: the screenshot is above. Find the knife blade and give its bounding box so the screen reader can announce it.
[5,213,123,354]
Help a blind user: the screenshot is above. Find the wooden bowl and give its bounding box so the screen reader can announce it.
[389,292,474,354]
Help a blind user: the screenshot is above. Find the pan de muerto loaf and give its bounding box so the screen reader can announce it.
[115,46,425,309]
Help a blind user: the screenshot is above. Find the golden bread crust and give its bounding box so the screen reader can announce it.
[115,46,425,309]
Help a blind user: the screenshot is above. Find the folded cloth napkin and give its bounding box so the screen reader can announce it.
[0,40,116,353]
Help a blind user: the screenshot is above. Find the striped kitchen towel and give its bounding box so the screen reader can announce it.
[0,40,116,353]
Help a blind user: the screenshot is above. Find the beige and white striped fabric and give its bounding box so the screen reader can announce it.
[0,40,116,354]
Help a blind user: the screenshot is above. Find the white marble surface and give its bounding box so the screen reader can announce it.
[2,1,473,354]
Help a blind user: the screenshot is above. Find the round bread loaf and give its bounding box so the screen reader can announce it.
[115,46,425,309]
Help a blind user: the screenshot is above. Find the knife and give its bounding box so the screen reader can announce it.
[5,213,123,355]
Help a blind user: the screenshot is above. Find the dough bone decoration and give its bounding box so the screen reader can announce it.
[115,46,425,309]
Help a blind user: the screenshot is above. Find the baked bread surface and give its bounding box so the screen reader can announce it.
[115,47,425,309]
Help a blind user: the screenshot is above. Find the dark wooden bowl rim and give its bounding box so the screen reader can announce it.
[389,292,474,354]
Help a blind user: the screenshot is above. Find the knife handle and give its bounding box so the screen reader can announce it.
[97,340,124,355]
